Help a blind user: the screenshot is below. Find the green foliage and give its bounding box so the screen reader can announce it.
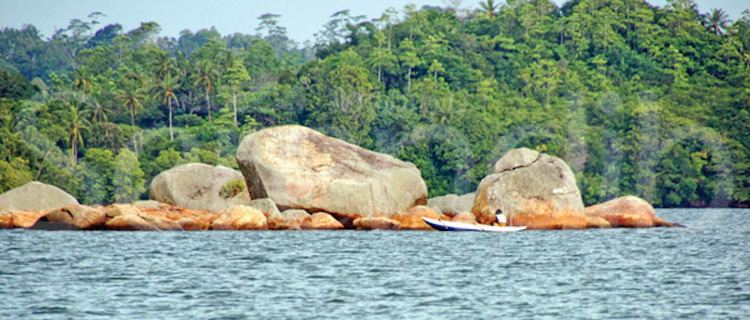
[219,179,246,199]
[0,68,36,99]
[76,148,114,204]
[112,149,146,203]
[0,158,33,193]
[0,2,748,207]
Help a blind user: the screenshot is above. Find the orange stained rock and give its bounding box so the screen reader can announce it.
[353,216,401,230]
[391,206,442,230]
[11,211,48,228]
[301,212,345,230]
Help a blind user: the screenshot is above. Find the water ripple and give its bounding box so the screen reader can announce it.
[0,209,748,319]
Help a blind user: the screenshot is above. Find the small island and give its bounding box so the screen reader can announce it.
[0,125,678,231]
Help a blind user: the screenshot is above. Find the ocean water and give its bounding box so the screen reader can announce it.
[1,209,748,319]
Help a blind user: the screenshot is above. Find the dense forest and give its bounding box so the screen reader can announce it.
[1,0,749,207]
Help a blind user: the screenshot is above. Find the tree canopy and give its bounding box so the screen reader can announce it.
[1,1,748,207]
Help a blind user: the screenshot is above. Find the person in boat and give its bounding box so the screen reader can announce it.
[495,209,508,227]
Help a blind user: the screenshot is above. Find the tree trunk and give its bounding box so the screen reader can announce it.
[70,137,77,164]
[168,98,174,141]
[206,88,212,122]
[232,90,238,127]
[407,67,412,91]
[129,107,136,127]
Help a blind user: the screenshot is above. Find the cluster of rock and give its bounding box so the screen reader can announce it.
[466,148,678,229]
[1,126,680,232]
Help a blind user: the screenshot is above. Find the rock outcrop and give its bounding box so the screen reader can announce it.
[0,213,11,228]
[211,206,268,230]
[392,206,441,230]
[451,212,477,224]
[236,125,427,219]
[584,215,612,229]
[353,216,401,230]
[301,212,345,230]
[11,211,48,228]
[472,148,588,229]
[149,163,251,212]
[106,214,160,231]
[585,196,677,228]
[0,181,78,213]
[35,205,107,230]
[249,198,281,218]
[428,193,475,217]
[268,209,309,230]
[103,204,213,231]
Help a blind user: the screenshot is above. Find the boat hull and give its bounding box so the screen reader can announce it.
[422,217,526,232]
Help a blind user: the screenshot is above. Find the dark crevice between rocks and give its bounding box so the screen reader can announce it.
[495,151,543,175]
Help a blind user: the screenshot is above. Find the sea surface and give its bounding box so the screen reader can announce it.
[1,209,748,319]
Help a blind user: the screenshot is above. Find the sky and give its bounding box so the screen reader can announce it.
[0,0,748,43]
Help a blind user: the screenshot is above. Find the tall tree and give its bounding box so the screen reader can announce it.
[153,72,180,140]
[479,0,500,18]
[60,96,91,163]
[705,8,731,35]
[116,82,146,128]
[223,58,251,126]
[399,38,421,91]
[193,60,217,122]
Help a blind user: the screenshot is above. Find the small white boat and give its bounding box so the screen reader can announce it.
[422,217,526,232]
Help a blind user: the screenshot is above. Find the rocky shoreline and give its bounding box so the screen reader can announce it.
[0,125,680,231]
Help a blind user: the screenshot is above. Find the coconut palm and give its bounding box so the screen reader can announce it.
[479,0,500,18]
[153,73,180,141]
[193,60,217,122]
[705,8,731,35]
[60,96,91,163]
[150,50,176,81]
[116,84,146,128]
[72,66,92,94]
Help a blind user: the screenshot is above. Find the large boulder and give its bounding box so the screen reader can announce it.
[0,181,78,213]
[428,193,475,217]
[236,125,427,219]
[472,148,588,229]
[149,163,251,212]
[211,206,267,230]
[35,205,107,230]
[585,196,677,228]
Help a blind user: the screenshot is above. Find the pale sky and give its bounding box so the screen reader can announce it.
[0,0,747,43]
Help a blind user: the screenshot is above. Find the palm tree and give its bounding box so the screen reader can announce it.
[479,0,500,18]
[151,50,176,81]
[115,84,146,154]
[61,97,91,163]
[705,8,731,35]
[193,60,217,122]
[72,66,92,94]
[116,84,146,128]
[85,89,111,129]
[153,73,180,141]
